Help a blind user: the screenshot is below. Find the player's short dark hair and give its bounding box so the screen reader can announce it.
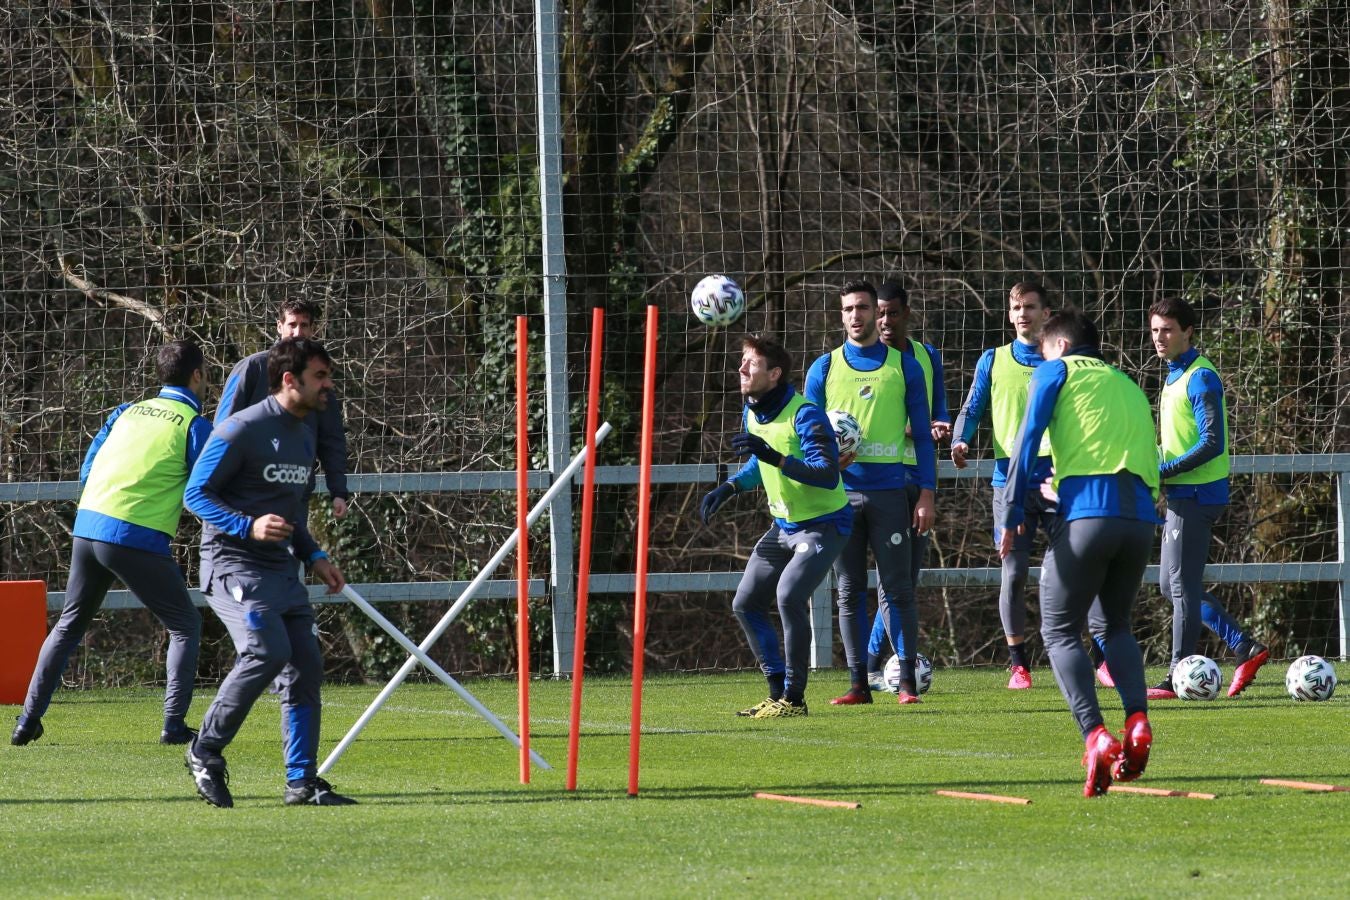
[877,280,909,307]
[839,279,877,305]
[1148,297,1198,331]
[741,333,792,384]
[277,298,321,324]
[1041,307,1099,351]
[156,340,204,387]
[268,337,333,393]
[1009,282,1049,308]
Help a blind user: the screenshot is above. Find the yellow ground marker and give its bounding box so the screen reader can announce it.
[934,790,1031,806]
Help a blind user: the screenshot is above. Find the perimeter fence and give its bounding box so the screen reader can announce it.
[2,1,1347,683]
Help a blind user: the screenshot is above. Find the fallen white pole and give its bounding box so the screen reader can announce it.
[319,421,613,775]
[337,584,551,770]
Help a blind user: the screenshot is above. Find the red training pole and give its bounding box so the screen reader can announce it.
[627,304,658,797]
[515,315,531,784]
[567,307,604,791]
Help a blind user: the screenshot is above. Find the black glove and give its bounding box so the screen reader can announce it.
[699,482,737,524]
[730,432,784,468]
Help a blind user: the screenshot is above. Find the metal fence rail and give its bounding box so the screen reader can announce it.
[8,453,1349,663]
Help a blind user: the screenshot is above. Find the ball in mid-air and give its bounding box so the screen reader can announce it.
[690,274,746,328]
[1173,654,1221,701]
[883,653,932,694]
[1285,655,1337,701]
[826,409,863,457]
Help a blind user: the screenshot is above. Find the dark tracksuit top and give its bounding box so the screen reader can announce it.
[187,395,326,581]
[216,349,350,502]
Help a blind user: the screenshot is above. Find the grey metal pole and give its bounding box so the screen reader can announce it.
[534,0,575,675]
[1338,469,1349,661]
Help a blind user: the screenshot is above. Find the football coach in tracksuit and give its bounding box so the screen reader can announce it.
[999,308,1160,798]
[11,340,210,748]
[182,337,354,808]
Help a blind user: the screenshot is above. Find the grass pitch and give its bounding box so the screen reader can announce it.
[2,667,1347,897]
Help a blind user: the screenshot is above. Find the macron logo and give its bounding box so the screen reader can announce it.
[270,438,280,452]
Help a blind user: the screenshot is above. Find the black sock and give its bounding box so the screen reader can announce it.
[768,672,786,701]
[866,652,883,673]
[783,690,805,706]
[1008,643,1029,669]
[850,664,869,690]
[1087,642,1105,668]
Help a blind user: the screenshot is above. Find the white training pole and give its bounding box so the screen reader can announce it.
[319,422,613,775]
[336,584,552,770]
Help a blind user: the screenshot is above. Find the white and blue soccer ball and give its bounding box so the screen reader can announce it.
[883,653,932,694]
[690,274,746,328]
[1173,654,1222,701]
[1285,655,1337,701]
[826,409,863,457]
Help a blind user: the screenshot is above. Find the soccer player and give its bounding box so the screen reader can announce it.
[216,298,350,519]
[183,338,354,807]
[863,280,950,686]
[699,334,851,718]
[1142,297,1268,699]
[950,282,1054,689]
[804,280,936,705]
[10,341,211,747]
[1000,308,1158,797]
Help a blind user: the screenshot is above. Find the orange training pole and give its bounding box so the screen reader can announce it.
[567,307,604,791]
[516,315,531,784]
[627,304,659,796]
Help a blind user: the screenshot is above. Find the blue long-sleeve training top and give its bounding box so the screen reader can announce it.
[729,383,853,536]
[74,386,213,555]
[217,348,350,500]
[187,395,325,573]
[1001,347,1161,528]
[951,340,1054,488]
[802,341,937,491]
[903,339,949,488]
[1160,346,1229,505]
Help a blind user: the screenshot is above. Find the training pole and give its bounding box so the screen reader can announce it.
[318,421,613,776]
[566,306,604,791]
[339,584,550,770]
[627,304,658,797]
[515,316,531,784]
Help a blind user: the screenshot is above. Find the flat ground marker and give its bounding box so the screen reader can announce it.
[1260,778,1350,792]
[753,792,861,810]
[1108,784,1216,799]
[934,790,1031,806]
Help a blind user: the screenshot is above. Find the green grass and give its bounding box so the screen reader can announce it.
[2,667,1347,897]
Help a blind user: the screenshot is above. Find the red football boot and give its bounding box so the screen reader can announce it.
[1081,725,1123,798]
[1008,665,1032,690]
[1113,712,1152,782]
[829,687,873,705]
[1095,663,1115,688]
[896,691,921,705]
[1228,643,1269,697]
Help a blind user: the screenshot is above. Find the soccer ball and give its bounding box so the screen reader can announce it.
[1285,655,1337,701]
[1173,654,1221,701]
[826,409,863,456]
[883,653,932,694]
[689,274,746,328]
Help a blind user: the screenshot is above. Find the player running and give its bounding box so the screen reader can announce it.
[700,334,851,718]
[950,282,1055,689]
[183,338,354,807]
[805,279,936,705]
[1001,308,1158,797]
[11,341,210,747]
